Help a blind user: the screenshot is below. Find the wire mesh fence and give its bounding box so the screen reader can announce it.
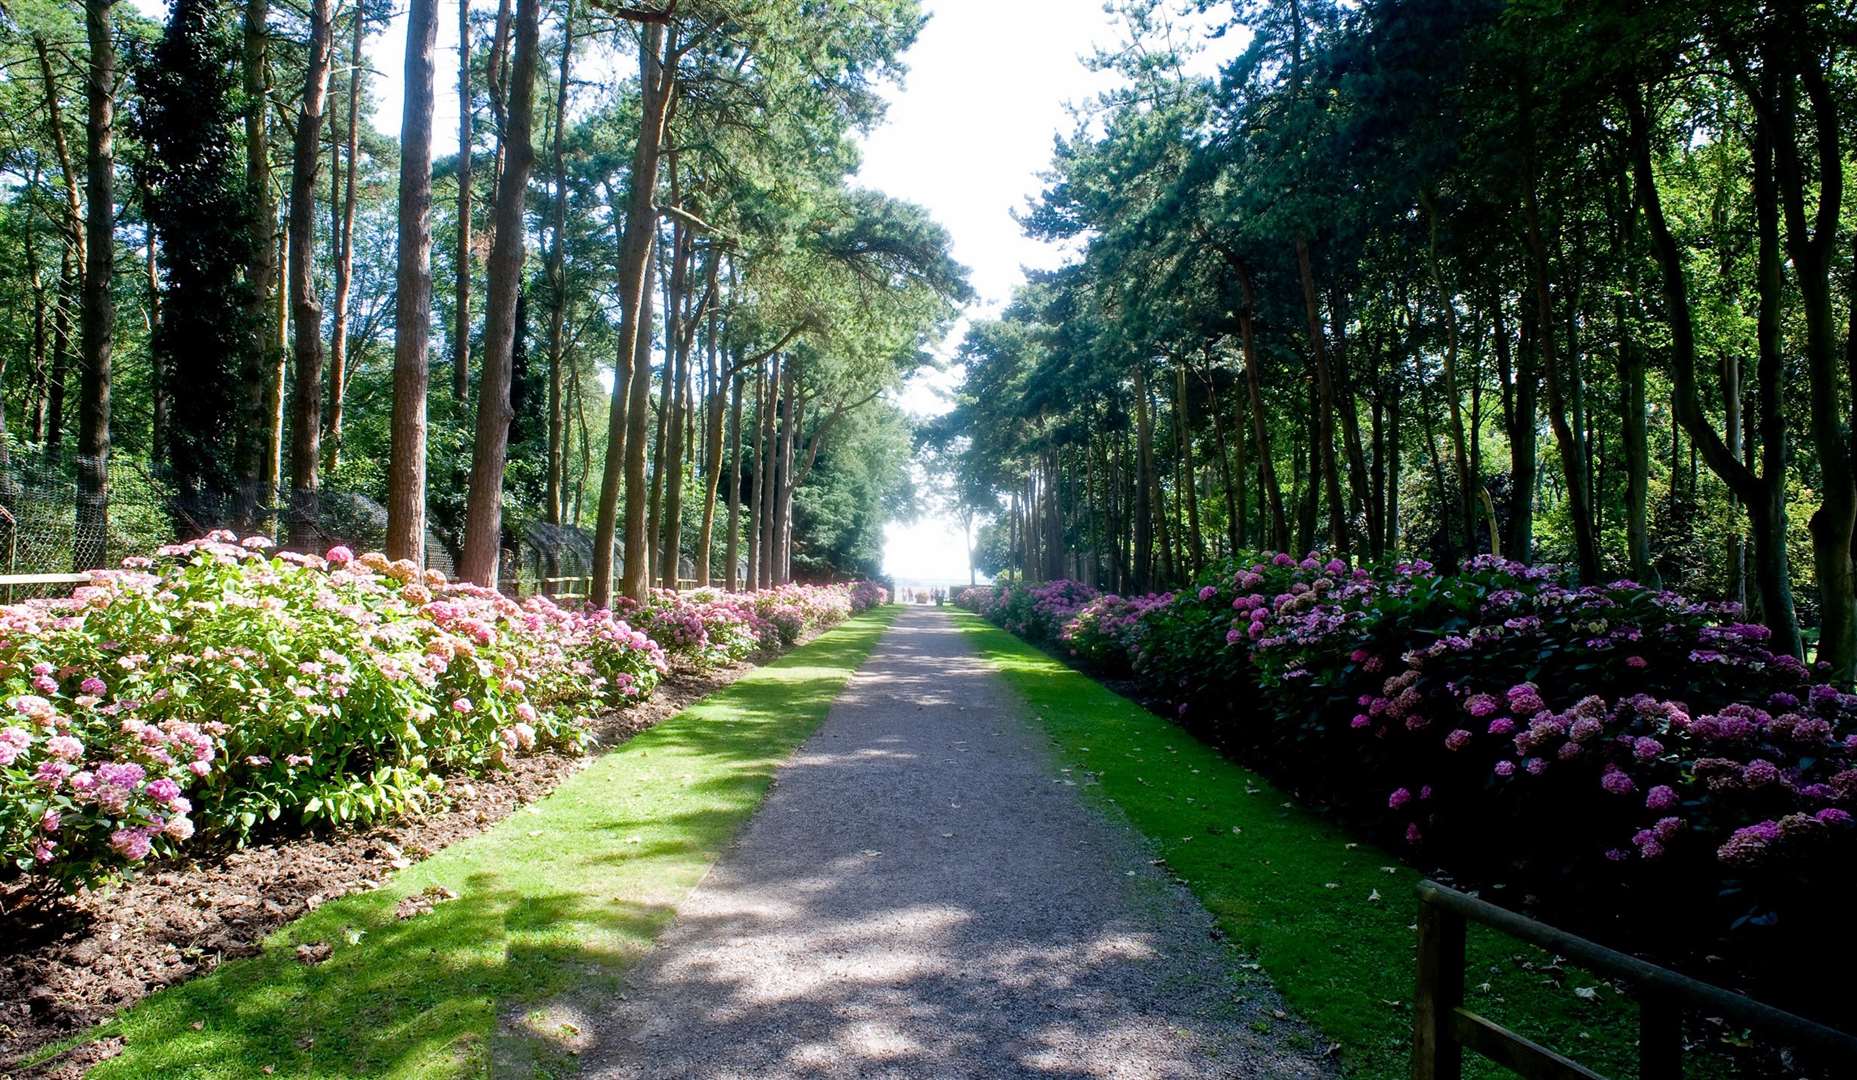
[0,446,752,604]
[0,446,457,601]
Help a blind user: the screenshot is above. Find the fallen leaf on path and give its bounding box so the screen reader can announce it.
[395,885,459,920]
[295,942,332,965]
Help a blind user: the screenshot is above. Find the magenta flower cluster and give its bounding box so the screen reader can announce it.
[2,534,867,900]
[962,551,1857,953]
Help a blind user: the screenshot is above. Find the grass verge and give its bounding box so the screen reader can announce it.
[55,607,897,1079]
[954,610,1677,1080]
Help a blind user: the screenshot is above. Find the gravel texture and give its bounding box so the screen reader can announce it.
[580,606,1338,1079]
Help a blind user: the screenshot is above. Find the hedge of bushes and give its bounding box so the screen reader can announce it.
[962,555,1857,1005]
[1,533,881,902]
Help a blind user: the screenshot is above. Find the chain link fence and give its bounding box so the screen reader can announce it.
[0,446,457,601]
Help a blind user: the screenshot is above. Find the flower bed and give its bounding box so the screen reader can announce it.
[962,557,1857,1007]
[0,534,880,904]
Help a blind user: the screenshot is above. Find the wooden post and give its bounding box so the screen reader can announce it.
[1413,893,1466,1080]
[1639,994,1683,1080]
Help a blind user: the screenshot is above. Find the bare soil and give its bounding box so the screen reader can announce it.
[0,648,787,1075]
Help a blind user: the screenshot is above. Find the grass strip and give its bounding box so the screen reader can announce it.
[69,607,897,1079]
[954,610,1676,1080]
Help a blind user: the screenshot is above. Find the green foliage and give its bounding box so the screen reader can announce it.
[69,608,896,1078]
[133,0,254,507]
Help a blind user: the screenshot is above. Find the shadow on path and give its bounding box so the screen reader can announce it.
[574,607,1337,1079]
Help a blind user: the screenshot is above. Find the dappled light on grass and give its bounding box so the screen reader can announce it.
[74,609,898,1079]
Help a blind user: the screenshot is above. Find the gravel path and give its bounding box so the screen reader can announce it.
[577,606,1336,1079]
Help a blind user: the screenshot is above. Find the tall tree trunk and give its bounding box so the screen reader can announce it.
[75,0,114,571]
[591,21,673,606]
[696,319,727,586]
[1625,80,1799,654]
[35,37,86,291]
[457,0,539,585]
[1419,198,1475,556]
[542,0,573,525]
[1520,81,1597,583]
[657,223,692,589]
[1498,292,1537,562]
[1204,358,1242,555]
[624,243,659,589]
[1132,364,1154,588]
[774,370,798,583]
[1295,237,1347,555]
[1236,263,1288,549]
[265,231,287,501]
[284,0,334,546]
[324,5,364,472]
[23,212,47,448]
[1332,287,1373,555]
[385,0,438,565]
[723,369,743,589]
[143,180,165,457]
[238,0,274,512]
[48,252,72,450]
[1175,365,1203,573]
[453,0,474,402]
[747,360,767,589]
[1765,30,1855,681]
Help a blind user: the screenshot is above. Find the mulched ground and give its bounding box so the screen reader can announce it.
[0,645,793,1075]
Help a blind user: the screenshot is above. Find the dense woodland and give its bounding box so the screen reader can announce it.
[0,0,965,598]
[937,0,1857,681]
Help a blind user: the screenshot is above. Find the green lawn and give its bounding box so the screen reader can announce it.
[953,610,1675,1080]
[48,607,897,1079]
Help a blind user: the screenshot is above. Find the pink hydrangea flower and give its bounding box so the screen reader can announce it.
[109,828,153,862]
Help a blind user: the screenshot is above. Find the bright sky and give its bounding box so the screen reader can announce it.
[862,0,1131,585]
[863,1,1233,585]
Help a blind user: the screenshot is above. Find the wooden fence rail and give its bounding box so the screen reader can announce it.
[1412,879,1857,1080]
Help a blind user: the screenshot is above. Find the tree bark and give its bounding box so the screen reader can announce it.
[1235,263,1287,550]
[747,359,767,589]
[1132,364,1154,588]
[695,308,727,585]
[1625,79,1799,654]
[239,0,274,511]
[48,251,72,450]
[457,0,540,585]
[453,0,474,402]
[385,0,439,565]
[324,5,364,472]
[76,0,114,571]
[778,373,798,582]
[591,21,674,606]
[284,0,334,546]
[723,368,743,589]
[1765,28,1855,681]
[35,37,86,290]
[1174,365,1203,574]
[1295,237,1347,556]
[542,0,573,525]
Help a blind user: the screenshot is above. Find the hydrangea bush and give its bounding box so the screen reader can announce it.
[623,590,759,670]
[849,580,890,613]
[1,539,876,903]
[963,557,1857,989]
